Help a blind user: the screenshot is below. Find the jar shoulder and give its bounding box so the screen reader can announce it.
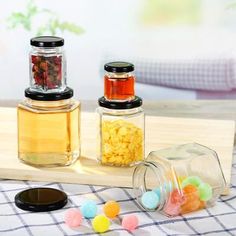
[18,99,80,113]
[96,106,144,116]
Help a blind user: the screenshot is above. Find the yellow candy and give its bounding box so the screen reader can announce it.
[92,215,110,233]
[101,120,143,166]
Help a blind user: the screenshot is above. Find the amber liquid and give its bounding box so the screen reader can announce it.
[18,103,80,167]
[104,75,135,101]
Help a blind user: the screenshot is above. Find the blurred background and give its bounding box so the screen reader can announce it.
[1,0,236,100]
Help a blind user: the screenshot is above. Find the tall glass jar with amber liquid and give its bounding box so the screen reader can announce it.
[18,36,80,167]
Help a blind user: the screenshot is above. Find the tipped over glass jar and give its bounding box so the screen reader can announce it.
[132,143,226,216]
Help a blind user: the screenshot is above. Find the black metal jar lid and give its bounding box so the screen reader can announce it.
[98,96,142,109]
[104,61,134,73]
[15,187,67,212]
[30,36,64,47]
[25,87,73,101]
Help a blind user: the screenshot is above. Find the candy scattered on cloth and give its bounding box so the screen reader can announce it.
[64,209,83,228]
[103,200,120,218]
[92,215,110,233]
[122,215,139,232]
[80,200,97,219]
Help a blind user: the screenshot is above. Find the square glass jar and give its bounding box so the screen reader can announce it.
[18,98,80,167]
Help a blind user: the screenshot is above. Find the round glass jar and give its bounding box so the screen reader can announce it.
[30,36,66,93]
[133,143,226,216]
[96,97,145,167]
[104,62,135,101]
[18,88,80,167]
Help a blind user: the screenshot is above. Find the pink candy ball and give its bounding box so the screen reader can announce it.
[164,203,180,216]
[122,215,138,231]
[163,198,181,216]
[65,209,83,228]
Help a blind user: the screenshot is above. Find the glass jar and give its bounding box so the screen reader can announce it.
[132,143,226,216]
[30,36,66,93]
[104,62,135,101]
[97,61,145,167]
[18,36,80,167]
[18,89,80,167]
[96,97,145,167]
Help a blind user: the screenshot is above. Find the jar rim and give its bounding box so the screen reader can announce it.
[132,161,171,212]
[25,87,73,101]
[30,36,64,47]
[98,96,142,109]
[104,61,134,73]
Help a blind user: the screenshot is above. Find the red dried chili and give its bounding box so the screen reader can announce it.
[31,55,62,89]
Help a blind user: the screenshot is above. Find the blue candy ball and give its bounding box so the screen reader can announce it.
[164,181,172,192]
[153,187,161,199]
[81,200,97,219]
[141,191,159,210]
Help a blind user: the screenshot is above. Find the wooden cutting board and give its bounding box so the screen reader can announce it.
[0,107,234,194]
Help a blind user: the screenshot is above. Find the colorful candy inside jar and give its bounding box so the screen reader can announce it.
[132,143,226,216]
[163,177,212,215]
[30,36,66,92]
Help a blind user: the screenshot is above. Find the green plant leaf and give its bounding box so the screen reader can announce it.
[58,21,84,35]
[27,1,38,17]
[36,25,48,36]
[226,2,236,9]
[6,0,84,36]
[7,12,31,30]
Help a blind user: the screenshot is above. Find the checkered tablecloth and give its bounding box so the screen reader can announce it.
[0,155,236,236]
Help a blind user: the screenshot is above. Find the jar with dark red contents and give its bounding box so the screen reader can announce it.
[18,36,80,167]
[30,36,66,92]
[104,62,135,101]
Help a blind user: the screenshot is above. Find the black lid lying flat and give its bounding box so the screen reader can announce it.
[25,87,73,101]
[104,62,134,73]
[15,187,68,212]
[98,96,142,109]
[30,36,64,47]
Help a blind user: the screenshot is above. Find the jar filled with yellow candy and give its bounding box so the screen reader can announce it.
[96,62,145,167]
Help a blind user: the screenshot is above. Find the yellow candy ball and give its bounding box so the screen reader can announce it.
[92,215,110,233]
[103,200,120,218]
